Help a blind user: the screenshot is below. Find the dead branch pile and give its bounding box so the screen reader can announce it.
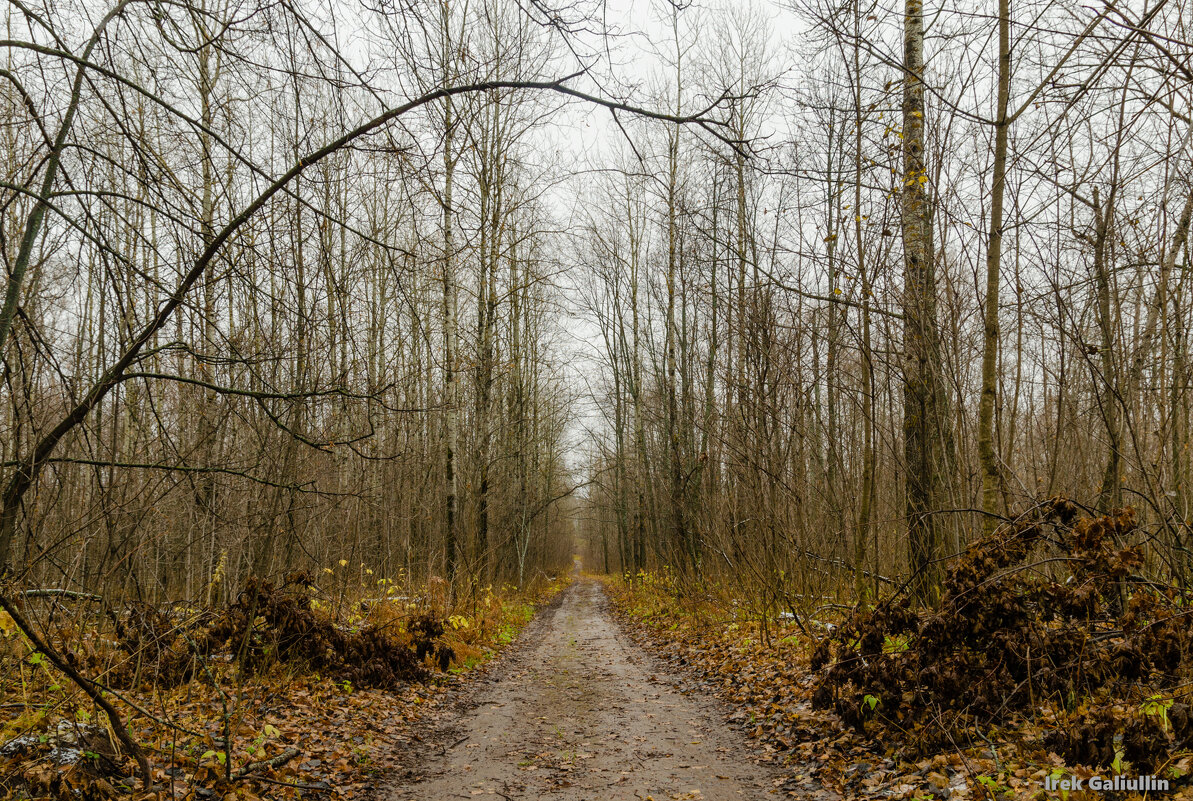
[99,574,451,689]
[811,498,1193,771]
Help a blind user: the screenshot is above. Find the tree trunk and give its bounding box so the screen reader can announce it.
[901,0,951,604]
[978,0,1011,533]
[442,91,459,584]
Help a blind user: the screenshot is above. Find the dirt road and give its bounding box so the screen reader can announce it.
[387,578,780,800]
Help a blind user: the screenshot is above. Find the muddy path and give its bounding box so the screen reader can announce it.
[386,578,781,800]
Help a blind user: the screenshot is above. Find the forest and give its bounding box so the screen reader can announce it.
[0,0,1191,798]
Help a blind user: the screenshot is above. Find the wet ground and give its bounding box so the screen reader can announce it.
[387,578,781,800]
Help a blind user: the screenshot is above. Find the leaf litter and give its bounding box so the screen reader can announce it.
[1,572,569,801]
[607,500,1193,800]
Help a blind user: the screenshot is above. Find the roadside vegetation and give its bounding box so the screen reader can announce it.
[0,571,568,800]
[606,501,1193,800]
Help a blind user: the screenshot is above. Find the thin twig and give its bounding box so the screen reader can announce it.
[232,747,301,780]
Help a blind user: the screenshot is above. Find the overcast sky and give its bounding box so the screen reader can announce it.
[543,0,806,481]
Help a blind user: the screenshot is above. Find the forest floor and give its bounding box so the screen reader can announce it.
[8,507,1193,801]
[383,577,802,801]
[0,575,569,801]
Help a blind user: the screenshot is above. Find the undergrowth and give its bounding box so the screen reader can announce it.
[0,566,569,801]
[604,502,1193,800]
